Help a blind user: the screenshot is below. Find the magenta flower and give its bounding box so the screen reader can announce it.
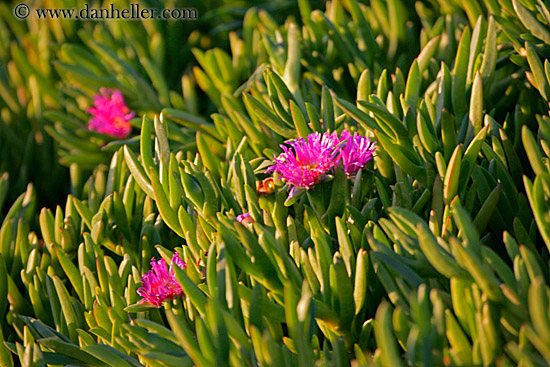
[137,252,187,307]
[338,130,376,176]
[268,131,340,198]
[87,88,134,138]
[236,212,255,225]
[171,252,187,270]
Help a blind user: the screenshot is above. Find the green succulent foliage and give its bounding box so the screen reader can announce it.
[0,3,69,212]
[0,0,306,214]
[2,0,550,366]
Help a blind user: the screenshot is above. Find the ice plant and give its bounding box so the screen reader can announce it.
[87,88,134,138]
[268,131,340,197]
[137,252,187,307]
[338,130,376,176]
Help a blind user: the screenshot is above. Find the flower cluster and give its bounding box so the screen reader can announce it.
[87,88,134,138]
[137,252,187,307]
[268,130,376,197]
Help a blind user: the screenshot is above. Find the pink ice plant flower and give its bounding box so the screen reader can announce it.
[267,131,340,198]
[236,212,255,225]
[137,252,187,307]
[86,88,134,138]
[338,129,376,176]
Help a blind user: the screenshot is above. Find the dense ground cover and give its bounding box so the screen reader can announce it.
[1,0,550,366]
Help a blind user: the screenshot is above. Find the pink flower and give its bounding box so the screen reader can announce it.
[338,130,376,176]
[137,253,187,307]
[236,212,255,225]
[267,131,340,198]
[87,88,134,138]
